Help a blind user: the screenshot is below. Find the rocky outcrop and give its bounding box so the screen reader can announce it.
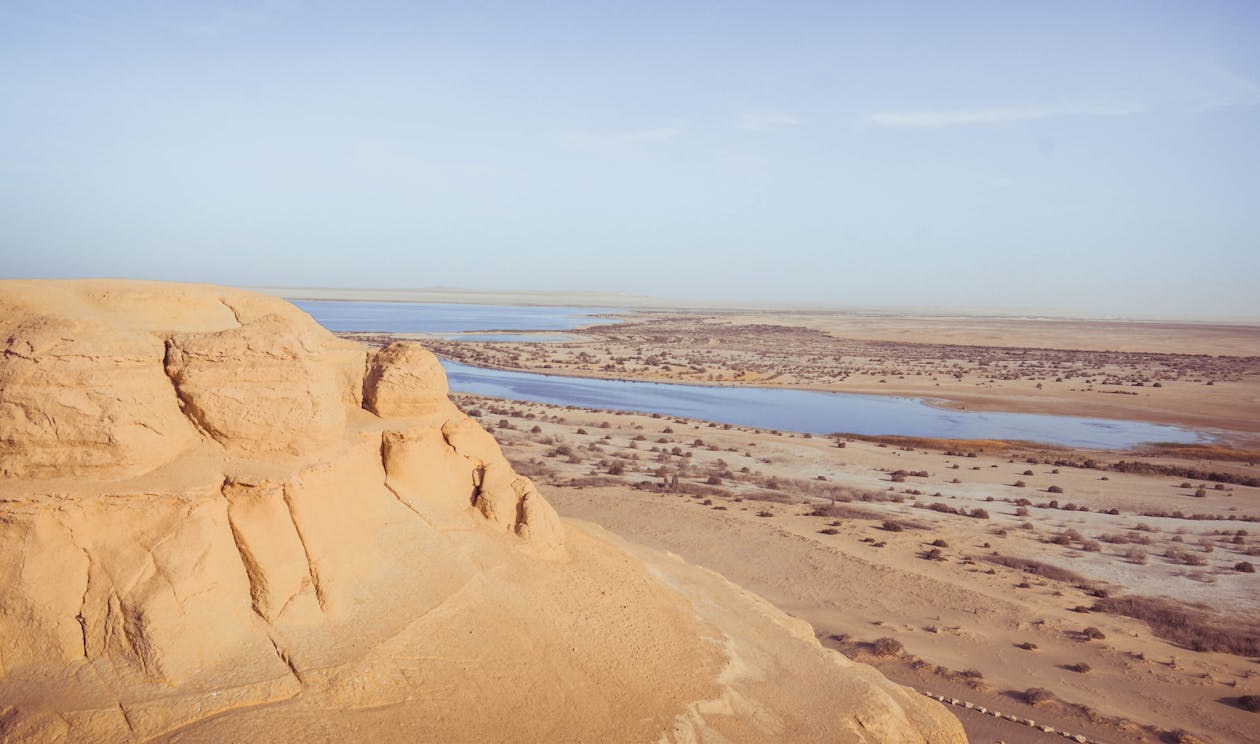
[0,280,965,743]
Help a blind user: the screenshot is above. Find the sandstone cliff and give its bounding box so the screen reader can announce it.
[0,280,966,743]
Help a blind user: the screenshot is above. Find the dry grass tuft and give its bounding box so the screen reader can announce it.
[870,637,904,657]
[1093,595,1260,656]
[982,554,1089,584]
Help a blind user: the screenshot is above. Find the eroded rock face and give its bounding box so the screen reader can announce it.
[0,314,201,479]
[0,281,566,686]
[0,280,965,744]
[363,341,451,417]
[163,314,361,455]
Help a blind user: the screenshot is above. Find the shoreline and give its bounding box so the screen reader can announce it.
[349,334,1252,445]
[257,286,1260,324]
[324,305,1260,444]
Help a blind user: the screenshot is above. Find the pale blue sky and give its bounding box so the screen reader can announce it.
[2,1,1258,318]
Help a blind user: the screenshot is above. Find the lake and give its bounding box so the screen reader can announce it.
[294,300,618,334]
[296,300,1204,448]
[441,361,1203,449]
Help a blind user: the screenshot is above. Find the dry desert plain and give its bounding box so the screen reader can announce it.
[346,307,1260,744]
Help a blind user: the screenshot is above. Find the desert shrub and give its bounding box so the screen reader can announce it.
[1022,687,1054,705]
[1047,485,1064,494]
[1013,480,1026,488]
[923,548,944,561]
[805,502,885,521]
[510,458,556,479]
[871,637,904,657]
[819,528,840,535]
[1111,459,1260,488]
[983,554,1087,584]
[1235,562,1256,573]
[882,520,905,532]
[1083,627,1106,640]
[1067,662,1091,673]
[560,476,623,488]
[1164,547,1207,566]
[1094,595,1260,655]
[1016,642,1038,651]
[931,538,949,547]
[1238,695,1260,712]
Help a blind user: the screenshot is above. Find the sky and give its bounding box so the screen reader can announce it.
[2,1,1258,319]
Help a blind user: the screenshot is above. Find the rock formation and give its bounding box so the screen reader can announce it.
[0,280,966,742]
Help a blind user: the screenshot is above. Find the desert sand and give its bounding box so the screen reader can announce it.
[444,394,1260,744]
[0,280,964,743]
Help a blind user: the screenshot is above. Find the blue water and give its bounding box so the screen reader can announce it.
[294,300,617,333]
[294,300,1206,448]
[444,333,576,343]
[440,361,1204,449]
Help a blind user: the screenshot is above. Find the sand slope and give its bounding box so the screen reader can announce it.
[0,280,964,743]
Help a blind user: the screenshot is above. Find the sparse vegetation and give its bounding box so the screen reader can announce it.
[871,637,904,657]
[446,361,1260,744]
[1093,595,1260,656]
[1022,687,1055,705]
[983,554,1087,584]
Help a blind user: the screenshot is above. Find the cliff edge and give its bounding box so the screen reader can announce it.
[0,280,966,743]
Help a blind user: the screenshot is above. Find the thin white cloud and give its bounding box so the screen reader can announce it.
[866,101,1147,129]
[621,127,682,143]
[735,113,800,132]
[559,127,682,148]
[1190,67,1260,111]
